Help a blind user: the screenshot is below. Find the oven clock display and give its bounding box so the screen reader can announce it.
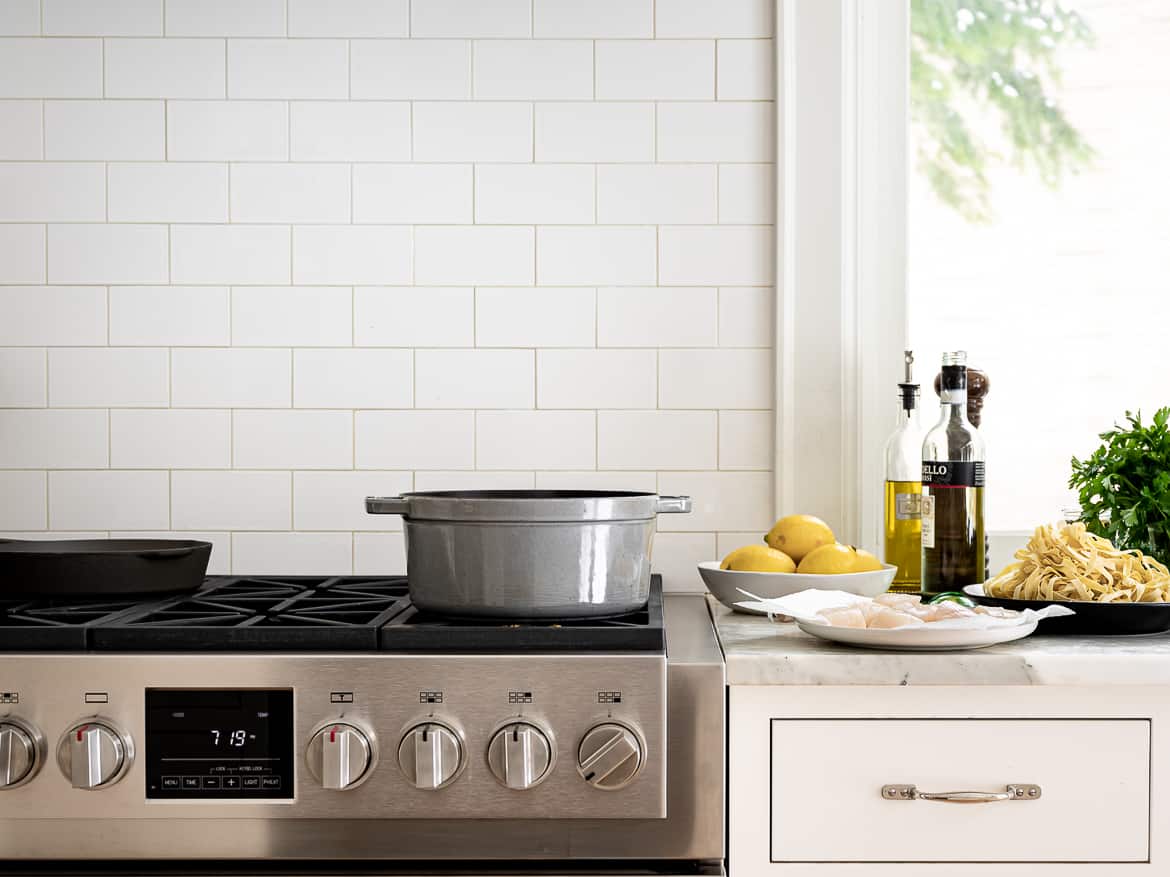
[144,689,294,799]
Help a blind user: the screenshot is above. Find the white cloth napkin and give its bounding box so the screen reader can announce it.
[734,588,1076,629]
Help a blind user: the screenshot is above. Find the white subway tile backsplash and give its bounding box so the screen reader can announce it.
[597,287,717,347]
[165,0,285,37]
[0,286,106,346]
[659,348,772,408]
[0,409,107,468]
[0,348,46,407]
[537,349,656,409]
[290,102,411,162]
[411,0,531,38]
[414,470,535,490]
[533,470,657,491]
[597,165,717,224]
[475,164,594,224]
[234,532,354,576]
[172,470,290,530]
[415,227,533,285]
[355,410,474,470]
[652,531,715,592]
[416,349,533,408]
[105,38,226,98]
[171,348,291,408]
[656,0,774,38]
[43,0,162,35]
[232,287,352,347]
[229,39,349,99]
[114,282,209,348]
[718,39,774,100]
[355,287,475,347]
[293,226,412,285]
[719,286,772,346]
[533,0,651,38]
[659,225,773,286]
[289,0,409,37]
[172,225,290,284]
[233,410,353,469]
[44,100,164,160]
[537,227,655,286]
[294,470,412,531]
[49,470,169,530]
[294,349,413,408]
[0,100,41,158]
[0,38,102,97]
[656,470,773,532]
[0,0,39,35]
[598,410,717,470]
[109,163,228,223]
[535,103,654,163]
[0,471,47,529]
[48,347,169,407]
[0,163,104,221]
[719,410,772,469]
[0,225,46,283]
[354,532,405,574]
[473,40,592,100]
[350,40,470,100]
[168,101,288,161]
[354,164,472,224]
[477,411,594,470]
[595,40,714,101]
[413,102,532,162]
[49,224,168,285]
[111,410,231,469]
[658,102,775,162]
[476,287,595,347]
[230,164,351,224]
[718,164,775,224]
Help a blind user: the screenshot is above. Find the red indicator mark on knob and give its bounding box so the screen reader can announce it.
[76,724,89,742]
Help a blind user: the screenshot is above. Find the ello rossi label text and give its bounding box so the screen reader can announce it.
[922,461,985,488]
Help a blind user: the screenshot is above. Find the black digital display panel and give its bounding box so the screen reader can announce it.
[145,689,294,799]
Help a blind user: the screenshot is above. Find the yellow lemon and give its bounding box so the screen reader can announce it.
[798,543,866,574]
[764,514,835,562]
[852,548,883,572]
[720,544,797,573]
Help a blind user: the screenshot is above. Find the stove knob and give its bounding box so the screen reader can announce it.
[306,723,374,791]
[397,722,463,791]
[486,722,554,790]
[57,720,132,790]
[0,719,41,790]
[577,723,643,791]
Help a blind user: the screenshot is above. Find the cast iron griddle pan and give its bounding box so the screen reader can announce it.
[0,539,212,597]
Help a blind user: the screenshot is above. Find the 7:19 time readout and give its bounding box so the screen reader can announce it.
[209,729,254,747]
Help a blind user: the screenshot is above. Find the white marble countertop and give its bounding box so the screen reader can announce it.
[710,599,1170,686]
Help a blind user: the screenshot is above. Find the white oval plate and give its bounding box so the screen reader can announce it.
[793,617,1039,651]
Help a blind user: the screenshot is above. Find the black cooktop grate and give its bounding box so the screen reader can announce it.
[1,576,664,653]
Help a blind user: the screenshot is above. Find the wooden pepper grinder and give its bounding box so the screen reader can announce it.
[935,365,990,574]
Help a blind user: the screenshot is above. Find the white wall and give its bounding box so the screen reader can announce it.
[0,0,776,590]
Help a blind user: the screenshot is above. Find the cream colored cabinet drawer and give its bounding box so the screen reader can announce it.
[770,719,1150,863]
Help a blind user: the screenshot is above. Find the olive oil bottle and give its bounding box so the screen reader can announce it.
[921,351,986,596]
[883,352,923,592]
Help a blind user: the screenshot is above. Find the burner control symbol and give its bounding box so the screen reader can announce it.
[397,722,463,791]
[486,722,554,790]
[0,718,41,790]
[577,723,644,791]
[305,722,374,791]
[56,719,132,790]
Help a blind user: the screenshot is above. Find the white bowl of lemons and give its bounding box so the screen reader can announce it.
[698,515,898,615]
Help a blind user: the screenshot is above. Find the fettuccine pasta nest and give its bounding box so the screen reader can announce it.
[984,522,1170,603]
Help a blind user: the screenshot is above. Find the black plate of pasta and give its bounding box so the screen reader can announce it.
[963,522,1170,636]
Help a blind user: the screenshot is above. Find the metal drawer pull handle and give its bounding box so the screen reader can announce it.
[882,784,1041,803]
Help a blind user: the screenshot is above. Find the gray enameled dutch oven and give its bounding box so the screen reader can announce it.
[365,490,691,619]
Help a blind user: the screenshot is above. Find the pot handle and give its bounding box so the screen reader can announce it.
[366,496,411,516]
[656,495,692,514]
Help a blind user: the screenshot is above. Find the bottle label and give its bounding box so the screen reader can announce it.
[922,461,985,487]
[921,495,935,548]
[895,493,922,521]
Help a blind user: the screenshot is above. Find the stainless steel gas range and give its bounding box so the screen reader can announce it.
[0,575,725,872]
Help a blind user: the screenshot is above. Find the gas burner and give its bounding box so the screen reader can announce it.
[0,596,141,650]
